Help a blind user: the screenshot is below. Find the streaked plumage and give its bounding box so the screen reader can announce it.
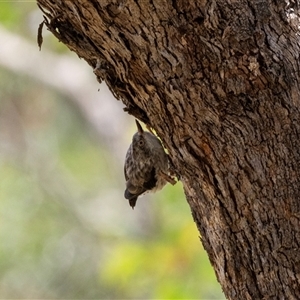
[124,120,169,208]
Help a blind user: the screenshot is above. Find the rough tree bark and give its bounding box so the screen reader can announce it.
[37,0,300,299]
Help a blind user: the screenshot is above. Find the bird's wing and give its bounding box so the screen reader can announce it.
[124,164,128,181]
[124,147,132,181]
[124,167,157,209]
[124,167,156,200]
[142,167,157,190]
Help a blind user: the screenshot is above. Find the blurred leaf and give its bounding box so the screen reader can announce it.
[0,3,24,28]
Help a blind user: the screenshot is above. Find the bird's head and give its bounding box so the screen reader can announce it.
[132,120,163,157]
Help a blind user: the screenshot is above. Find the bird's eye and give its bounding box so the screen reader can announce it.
[138,139,144,146]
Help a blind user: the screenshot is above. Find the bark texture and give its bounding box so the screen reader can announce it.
[37,0,300,298]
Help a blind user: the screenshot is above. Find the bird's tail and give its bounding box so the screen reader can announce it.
[129,197,137,209]
[124,189,139,209]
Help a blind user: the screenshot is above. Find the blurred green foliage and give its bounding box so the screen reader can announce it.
[0,2,25,29]
[101,184,224,299]
[0,1,70,52]
[0,3,225,299]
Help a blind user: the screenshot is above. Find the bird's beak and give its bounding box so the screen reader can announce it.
[135,120,144,134]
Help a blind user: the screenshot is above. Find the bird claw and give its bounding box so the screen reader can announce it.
[167,155,181,181]
[159,171,177,185]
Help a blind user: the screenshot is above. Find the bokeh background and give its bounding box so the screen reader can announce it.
[0,2,225,299]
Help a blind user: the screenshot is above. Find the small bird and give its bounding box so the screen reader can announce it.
[124,120,172,209]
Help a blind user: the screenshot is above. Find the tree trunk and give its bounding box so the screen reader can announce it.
[36,0,300,298]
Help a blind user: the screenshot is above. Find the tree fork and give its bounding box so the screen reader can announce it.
[37,0,300,298]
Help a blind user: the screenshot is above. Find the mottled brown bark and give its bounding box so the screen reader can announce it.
[37,0,300,299]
